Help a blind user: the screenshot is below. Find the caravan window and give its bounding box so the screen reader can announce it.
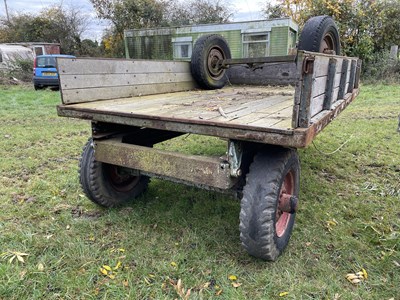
[243,33,270,58]
[172,37,193,59]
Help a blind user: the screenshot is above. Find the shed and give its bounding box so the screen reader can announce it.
[10,42,61,56]
[124,18,298,60]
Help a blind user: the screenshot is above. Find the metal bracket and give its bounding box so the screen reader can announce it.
[227,140,243,177]
[302,55,315,74]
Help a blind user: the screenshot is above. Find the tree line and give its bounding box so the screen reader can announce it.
[0,0,231,57]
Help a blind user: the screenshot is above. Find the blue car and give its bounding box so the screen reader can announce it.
[33,54,75,90]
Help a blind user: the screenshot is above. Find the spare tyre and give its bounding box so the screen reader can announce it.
[191,34,231,89]
[298,15,341,55]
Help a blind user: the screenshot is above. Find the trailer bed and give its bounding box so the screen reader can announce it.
[59,85,294,128]
[57,52,361,148]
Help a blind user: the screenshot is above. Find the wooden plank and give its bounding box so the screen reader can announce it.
[248,106,294,127]
[223,97,293,125]
[338,59,349,100]
[208,95,290,122]
[323,58,337,110]
[347,60,357,93]
[310,94,324,117]
[313,55,330,78]
[57,57,192,75]
[354,59,362,88]
[61,72,194,90]
[298,56,315,128]
[61,82,197,104]
[312,76,328,98]
[94,139,237,190]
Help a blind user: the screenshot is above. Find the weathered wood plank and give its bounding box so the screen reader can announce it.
[60,72,194,90]
[338,59,349,100]
[248,106,294,127]
[354,59,362,88]
[323,58,337,110]
[57,57,192,75]
[312,76,328,98]
[95,139,237,190]
[61,82,197,104]
[298,57,315,128]
[347,60,357,93]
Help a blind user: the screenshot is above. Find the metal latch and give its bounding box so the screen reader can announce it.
[227,140,243,177]
[302,55,315,74]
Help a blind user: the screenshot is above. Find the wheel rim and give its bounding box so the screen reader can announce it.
[320,32,336,54]
[207,46,225,80]
[276,170,295,237]
[105,165,140,193]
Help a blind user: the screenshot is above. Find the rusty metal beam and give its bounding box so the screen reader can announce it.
[94,139,238,190]
[221,55,297,68]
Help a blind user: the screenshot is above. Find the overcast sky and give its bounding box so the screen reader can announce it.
[0,0,265,41]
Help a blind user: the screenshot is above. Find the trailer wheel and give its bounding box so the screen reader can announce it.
[79,139,149,207]
[191,34,231,89]
[239,148,300,261]
[298,15,341,55]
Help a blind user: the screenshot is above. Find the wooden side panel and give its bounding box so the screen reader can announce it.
[57,57,197,105]
[296,50,360,127]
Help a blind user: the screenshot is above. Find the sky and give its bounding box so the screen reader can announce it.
[0,0,265,41]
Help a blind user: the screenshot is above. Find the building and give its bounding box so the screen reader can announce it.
[11,42,61,57]
[124,18,298,61]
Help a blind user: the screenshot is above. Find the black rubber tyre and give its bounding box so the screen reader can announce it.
[298,15,341,55]
[191,34,231,89]
[79,139,149,207]
[239,148,300,261]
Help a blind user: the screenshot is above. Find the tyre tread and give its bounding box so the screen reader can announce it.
[239,148,299,261]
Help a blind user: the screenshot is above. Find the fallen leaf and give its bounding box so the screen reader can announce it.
[122,280,129,287]
[228,275,237,281]
[215,289,223,296]
[170,261,177,268]
[1,251,29,264]
[19,270,27,279]
[37,263,45,271]
[114,261,122,270]
[361,268,368,279]
[279,291,289,297]
[103,265,112,271]
[100,267,108,275]
[345,268,368,284]
[232,282,242,288]
[325,219,338,231]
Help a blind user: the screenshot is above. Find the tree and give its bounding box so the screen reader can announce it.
[262,0,400,61]
[0,5,88,55]
[165,0,232,26]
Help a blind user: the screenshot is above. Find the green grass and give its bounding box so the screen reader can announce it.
[0,84,399,299]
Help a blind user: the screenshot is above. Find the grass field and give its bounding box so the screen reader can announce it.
[0,84,399,299]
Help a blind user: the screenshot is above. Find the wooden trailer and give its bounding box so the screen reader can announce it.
[57,16,361,261]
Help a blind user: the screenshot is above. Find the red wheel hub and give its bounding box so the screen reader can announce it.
[207,47,225,79]
[106,165,139,193]
[276,170,296,237]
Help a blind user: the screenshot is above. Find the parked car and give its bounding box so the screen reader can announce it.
[33,54,75,90]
